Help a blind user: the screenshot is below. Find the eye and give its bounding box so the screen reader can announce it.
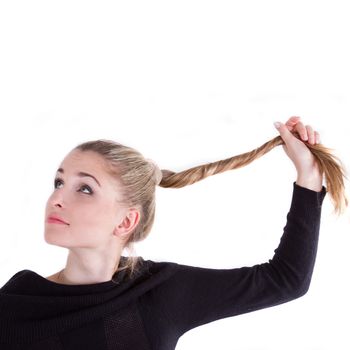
[80,184,93,195]
[54,178,63,189]
[54,178,93,195]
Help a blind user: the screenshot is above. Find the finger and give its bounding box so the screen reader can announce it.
[315,131,321,144]
[274,121,294,144]
[285,116,301,130]
[294,121,308,141]
[305,125,316,144]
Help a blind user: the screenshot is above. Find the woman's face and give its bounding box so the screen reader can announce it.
[44,149,129,249]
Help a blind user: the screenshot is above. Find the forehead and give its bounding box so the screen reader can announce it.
[61,150,108,170]
[59,150,118,187]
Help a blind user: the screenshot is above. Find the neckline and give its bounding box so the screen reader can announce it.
[43,269,121,287]
[42,255,130,287]
[1,256,147,296]
[19,270,120,295]
[40,270,118,287]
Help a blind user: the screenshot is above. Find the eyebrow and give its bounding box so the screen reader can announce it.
[56,168,101,187]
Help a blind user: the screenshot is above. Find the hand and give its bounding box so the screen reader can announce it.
[274,116,323,190]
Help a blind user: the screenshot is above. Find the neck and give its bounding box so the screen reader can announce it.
[56,247,122,285]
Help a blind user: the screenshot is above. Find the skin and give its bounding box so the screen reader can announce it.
[44,149,140,285]
[45,116,322,285]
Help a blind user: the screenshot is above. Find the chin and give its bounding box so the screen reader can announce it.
[44,231,67,246]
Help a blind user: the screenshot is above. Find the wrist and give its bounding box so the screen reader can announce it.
[296,171,323,192]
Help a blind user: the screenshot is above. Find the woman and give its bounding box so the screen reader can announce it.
[0,117,328,349]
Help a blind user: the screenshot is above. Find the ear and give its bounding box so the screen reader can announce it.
[114,208,140,239]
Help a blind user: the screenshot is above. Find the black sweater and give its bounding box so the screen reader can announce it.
[0,182,327,350]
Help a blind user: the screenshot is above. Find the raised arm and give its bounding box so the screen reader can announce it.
[139,181,327,339]
[138,118,327,341]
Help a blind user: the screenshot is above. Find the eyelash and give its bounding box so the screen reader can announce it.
[54,178,93,195]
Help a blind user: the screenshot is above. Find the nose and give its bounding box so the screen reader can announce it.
[48,190,65,208]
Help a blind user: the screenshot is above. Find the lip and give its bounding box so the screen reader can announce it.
[47,218,68,225]
[47,215,69,225]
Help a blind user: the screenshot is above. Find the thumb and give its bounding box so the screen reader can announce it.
[274,121,293,143]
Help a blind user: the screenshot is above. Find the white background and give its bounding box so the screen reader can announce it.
[1,1,349,349]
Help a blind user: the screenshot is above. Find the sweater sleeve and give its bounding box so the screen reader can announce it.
[146,181,327,337]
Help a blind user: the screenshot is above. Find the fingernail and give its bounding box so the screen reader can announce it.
[274,122,281,129]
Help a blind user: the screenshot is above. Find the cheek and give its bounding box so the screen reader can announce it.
[77,201,114,223]
[71,202,117,239]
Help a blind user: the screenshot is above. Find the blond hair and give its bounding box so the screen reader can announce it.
[74,133,348,281]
